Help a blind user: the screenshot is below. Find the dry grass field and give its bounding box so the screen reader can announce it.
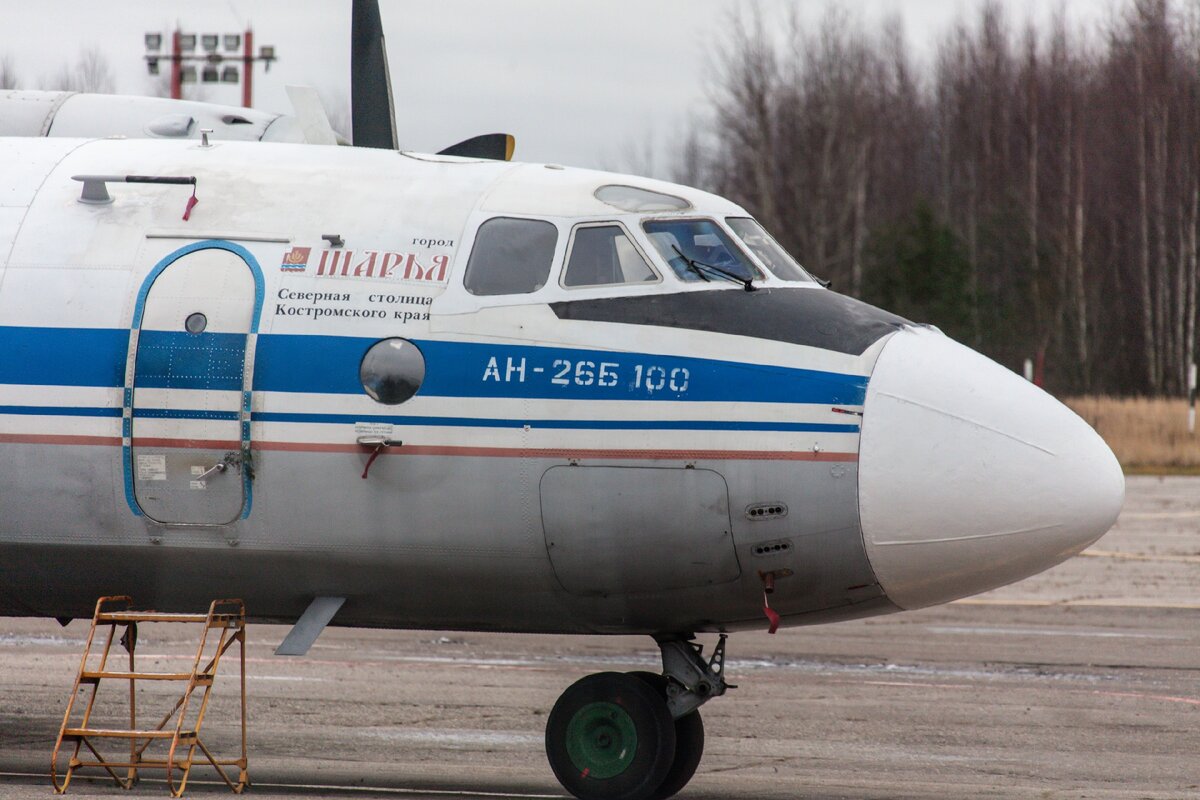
[1065,395,1200,472]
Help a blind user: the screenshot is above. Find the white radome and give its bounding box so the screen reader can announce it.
[858,327,1125,610]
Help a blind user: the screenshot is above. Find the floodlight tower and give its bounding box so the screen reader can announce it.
[144,27,277,107]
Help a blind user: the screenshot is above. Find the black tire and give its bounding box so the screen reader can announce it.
[546,671,677,800]
[650,710,703,799]
[627,672,706,800]
[627,670,669,693]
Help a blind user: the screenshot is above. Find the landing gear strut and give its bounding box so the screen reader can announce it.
[545,635,731,800]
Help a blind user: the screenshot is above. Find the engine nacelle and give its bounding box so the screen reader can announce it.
[0,89,326,144]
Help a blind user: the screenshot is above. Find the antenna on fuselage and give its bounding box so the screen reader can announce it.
[351,0,399,149]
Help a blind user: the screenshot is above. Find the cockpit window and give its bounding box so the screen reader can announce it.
[595,184,692,213]
[464,217,558,296]
[562,224,658,288]
[642,218,763,284]
[726,217,814,283]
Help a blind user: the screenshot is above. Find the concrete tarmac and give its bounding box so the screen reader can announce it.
[2,475,1198,799]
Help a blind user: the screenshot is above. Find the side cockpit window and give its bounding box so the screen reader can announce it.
[726,217,814,283]
[464,217,558,296]
[562,224,659,288]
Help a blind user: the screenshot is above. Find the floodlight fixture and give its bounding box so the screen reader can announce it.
[201,34,219,52]
[145,33,162,51]
[224,34,241,51]
[179,34,197,51]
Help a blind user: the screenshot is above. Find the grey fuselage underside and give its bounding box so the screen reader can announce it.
[0,444,894,633]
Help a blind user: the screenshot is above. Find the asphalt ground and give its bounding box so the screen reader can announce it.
[1,475,1198,799]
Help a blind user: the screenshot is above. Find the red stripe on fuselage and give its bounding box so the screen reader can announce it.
[0,433,858,462]
[0,433,122,447]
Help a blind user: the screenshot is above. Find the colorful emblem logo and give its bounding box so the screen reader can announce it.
[281,246,311,273]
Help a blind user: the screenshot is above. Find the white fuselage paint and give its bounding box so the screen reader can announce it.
[0,137,1123,635]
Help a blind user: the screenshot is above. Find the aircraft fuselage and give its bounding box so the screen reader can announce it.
[0,137,1122,638]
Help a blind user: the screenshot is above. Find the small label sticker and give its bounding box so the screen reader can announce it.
[190,465,205,476]
[354,421,395,438]
[136,454,167,482]
[189,480,206,491]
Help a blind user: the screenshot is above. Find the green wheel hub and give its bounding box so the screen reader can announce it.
[564,701,638,779]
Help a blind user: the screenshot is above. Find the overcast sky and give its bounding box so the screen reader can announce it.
[2,1,1119,175]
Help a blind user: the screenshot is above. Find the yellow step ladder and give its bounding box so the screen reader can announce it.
[51,595,248,796]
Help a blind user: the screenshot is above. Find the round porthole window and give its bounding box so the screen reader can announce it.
[185,312,207,334]
[360,338,425,404]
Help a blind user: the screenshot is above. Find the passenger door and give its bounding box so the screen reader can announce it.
[128,244,257,525]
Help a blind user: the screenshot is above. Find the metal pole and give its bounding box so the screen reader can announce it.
[170,30,182,100]
[1188,362,1196,434]
[242,29,253,108]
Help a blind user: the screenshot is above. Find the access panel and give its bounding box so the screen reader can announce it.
[540,466,741,596]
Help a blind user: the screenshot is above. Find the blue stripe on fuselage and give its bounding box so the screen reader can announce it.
[255,336,868,405]
[0,405,856,433]
[0,327,128,388]
[0,326,868,405]
[0,405,122,418]
[134,330,247,392]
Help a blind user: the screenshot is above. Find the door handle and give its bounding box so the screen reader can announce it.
[197,451,244,481]
[196,461,228,481]
[356,436,402,479]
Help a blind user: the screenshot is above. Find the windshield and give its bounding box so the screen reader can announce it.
[726,217,814,283]
[643,219,763,284]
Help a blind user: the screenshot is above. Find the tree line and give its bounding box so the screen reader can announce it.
[680,0,1200,396]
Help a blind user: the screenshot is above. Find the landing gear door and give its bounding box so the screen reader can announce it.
[540,466,741,596]
[127,244,258,525]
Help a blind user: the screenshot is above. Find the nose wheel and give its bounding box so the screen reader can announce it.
[628,672,705,800]
[545,637,727,800]
[546,672,676,800]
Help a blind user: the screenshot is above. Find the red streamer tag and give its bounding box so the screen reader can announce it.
[763,602,780,634]
[361,446,383,479]
[182,193,198,221]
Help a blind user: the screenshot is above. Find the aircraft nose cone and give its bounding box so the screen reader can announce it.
[858,328,1124,610]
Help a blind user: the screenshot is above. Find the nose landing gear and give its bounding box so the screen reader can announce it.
[544,635,730,800]
[546,672,676,800]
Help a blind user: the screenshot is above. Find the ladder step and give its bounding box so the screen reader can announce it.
[62,728,196,740]
[96,611,239,623]
[80,670,214,682]
[72,759,176,769]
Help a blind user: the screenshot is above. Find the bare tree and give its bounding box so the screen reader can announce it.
[0,55,19,90]
[693,0,1200,394]
[50,47,116,93]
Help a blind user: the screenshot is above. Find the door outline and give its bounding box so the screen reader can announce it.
[121,239,266,521]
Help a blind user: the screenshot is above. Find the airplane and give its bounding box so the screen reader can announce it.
[0,4,1125,800]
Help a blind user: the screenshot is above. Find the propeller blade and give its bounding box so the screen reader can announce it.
[437,133,516,161]
[351,0,398,149]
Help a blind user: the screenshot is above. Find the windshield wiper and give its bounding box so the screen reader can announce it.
[672,244,710,283]
[671,245,757,292]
